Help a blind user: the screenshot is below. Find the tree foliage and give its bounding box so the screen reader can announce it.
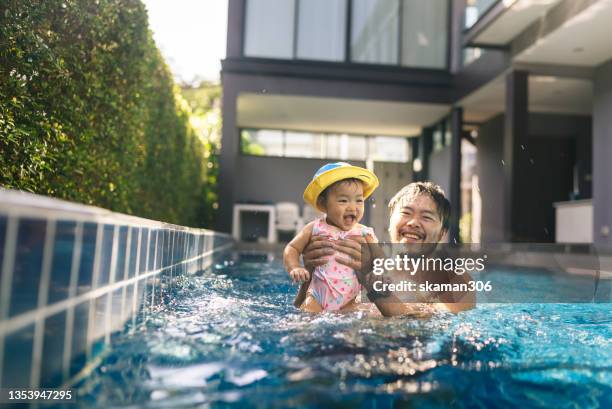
[0,0,214,227]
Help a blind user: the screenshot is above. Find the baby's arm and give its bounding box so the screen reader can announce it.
[284,222,315,283]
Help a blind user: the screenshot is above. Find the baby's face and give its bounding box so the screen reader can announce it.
[322,181,365,231]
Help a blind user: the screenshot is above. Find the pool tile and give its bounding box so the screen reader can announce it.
[2,324,34,388]
[11,218,46,317]
[40,312,66,387]
[128,227,139,279]
[157,230,165,270]
[114,226,128,283]
[69,302,89,377]
[139,228,150,274]
[0,215,6,284]
[147,229,158,271]
[91,296,107,343]
[124,284,135,320]
[48,220,77,304]
[110,289,125,335]
[77,223,98,295]
[97,224,115,287]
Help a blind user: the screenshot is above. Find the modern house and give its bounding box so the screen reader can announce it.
[219,0,612,246]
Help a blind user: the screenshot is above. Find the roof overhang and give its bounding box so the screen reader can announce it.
[237,94,450,137]
[464,0,563,47]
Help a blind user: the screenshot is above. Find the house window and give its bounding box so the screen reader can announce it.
[241,128,410,163]
[244,0,295,59]
[242,0,449,69]
[368,136,409,162]
[351,0,400,65]
[297,0,347,62]
[241,129,283,156]
[400,0,448,69]
[284,131,324,158]
[464,0,498,29]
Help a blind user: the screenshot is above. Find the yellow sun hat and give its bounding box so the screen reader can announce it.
[303,162,379,211]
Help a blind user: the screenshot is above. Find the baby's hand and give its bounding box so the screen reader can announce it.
[289,267,310,283]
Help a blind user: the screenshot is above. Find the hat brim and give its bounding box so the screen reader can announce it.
[303,165,379,212]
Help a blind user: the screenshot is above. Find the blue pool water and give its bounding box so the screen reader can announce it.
[76,252,612,408]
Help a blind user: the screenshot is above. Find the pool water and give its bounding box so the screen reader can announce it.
[76,252,612,408]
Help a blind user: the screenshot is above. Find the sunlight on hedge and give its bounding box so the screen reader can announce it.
[0,0,217,227]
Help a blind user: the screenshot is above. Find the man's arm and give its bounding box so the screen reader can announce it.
[442,271,476,313]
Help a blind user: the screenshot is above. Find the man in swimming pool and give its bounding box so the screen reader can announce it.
[300,182,475,316]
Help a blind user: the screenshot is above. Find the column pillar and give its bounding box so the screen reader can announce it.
[419,127,434,181]
[449,107,463,244]
[503,70,529,242]
[216,79,240,233]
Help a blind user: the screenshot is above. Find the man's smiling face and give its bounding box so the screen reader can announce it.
[389,193,446,244]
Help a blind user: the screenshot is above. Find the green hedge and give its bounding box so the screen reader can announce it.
[0,0,215,227]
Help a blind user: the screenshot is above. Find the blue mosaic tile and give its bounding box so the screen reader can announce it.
[127,227,139,279]
[2,323,34,388]
[91,296,107,344]
[69,302,89,377]
[147,229,157,271]
[11,218,46,317]
[138,228,150,274]
[40,311,66,387]
[97,224,115,287]
[77,223,98,295]
[124,284,135,320]
[0,216,6,282]
[114,226,129,283]
[110,289,124,334]
[48,220,77,305]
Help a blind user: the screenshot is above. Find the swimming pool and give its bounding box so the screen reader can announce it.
[76,251,611,408]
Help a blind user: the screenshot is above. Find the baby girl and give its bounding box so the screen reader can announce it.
[283,162,379,312]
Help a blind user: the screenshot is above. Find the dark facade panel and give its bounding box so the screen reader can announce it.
[221,69,452,105]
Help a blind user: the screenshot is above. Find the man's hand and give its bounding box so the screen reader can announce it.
[333,236,365,272]
[289,267,310,283]
[302,236,334,271]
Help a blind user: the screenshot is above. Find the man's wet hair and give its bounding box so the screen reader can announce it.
[317,178,363,205]
[388,182,451,231]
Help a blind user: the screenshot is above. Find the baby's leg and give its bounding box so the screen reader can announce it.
[337,297,360,313]
[300,293,323,313]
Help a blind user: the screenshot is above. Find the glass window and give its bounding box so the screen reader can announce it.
[297,0,347,61]
[244,0,295,59]
[284,131,323,158]
[324,134,342,159]
[241,128,410,162]
[346,135,368,160]
[465,0,498,29]
[241,129,283,156]
[368,136,409,162]
[351,0,399,65]
[401,0,448,69]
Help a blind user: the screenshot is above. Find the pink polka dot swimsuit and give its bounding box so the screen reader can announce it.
[308,217,376,311]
